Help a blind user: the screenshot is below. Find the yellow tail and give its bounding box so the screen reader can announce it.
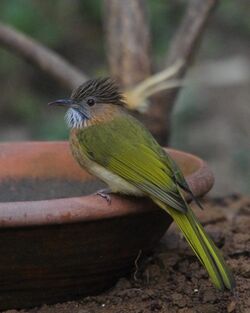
[155,199,235,290]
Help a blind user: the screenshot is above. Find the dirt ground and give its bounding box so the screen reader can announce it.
[4,195,250,313]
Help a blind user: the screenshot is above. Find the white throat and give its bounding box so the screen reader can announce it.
[65,108,88,129]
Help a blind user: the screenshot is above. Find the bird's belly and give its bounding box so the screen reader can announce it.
[89,161,144,196]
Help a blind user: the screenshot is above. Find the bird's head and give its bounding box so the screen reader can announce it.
[49,78,125,128]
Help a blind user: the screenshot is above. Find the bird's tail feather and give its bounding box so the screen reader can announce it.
[154,199,235,290]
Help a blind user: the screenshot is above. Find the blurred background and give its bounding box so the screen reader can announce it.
[0,0,249,196]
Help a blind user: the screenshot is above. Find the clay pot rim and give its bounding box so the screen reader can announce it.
[0,141,214,228]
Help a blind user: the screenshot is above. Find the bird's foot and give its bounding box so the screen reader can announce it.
[96,188,112,204]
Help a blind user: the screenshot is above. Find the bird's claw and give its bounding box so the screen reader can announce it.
[96,189,112,204]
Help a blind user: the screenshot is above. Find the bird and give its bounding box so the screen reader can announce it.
[49,77,235,291]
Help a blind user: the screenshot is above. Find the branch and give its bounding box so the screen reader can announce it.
[104,0,151,87]
[166,0,218,69]
[146,0,218,143]
[0,22,87,90]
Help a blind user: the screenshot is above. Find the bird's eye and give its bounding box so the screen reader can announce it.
[86,98,95,106]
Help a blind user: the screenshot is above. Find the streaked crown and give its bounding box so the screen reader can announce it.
[71,77,125,106]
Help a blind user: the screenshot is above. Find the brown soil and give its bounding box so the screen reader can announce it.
[3,195,250,313]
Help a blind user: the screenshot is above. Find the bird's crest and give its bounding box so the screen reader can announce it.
[71,77,125,106]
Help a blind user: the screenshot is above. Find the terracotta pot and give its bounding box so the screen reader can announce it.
[0,141,214,310]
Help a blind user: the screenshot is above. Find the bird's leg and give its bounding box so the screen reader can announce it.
[96,188,112,204]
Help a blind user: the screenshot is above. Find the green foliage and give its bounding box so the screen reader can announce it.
[218,1,250,36]
[0,49,22,73]
[0,0,63,46]
[33,112,68,140]
[79,0,102,24]
[10,92,41,122]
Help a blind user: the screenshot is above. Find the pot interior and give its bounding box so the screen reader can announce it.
[0,178,106,202]
[0,142,108,202]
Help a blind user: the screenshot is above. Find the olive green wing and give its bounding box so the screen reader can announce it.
[78,115,188,213]
[161,151,203,209]
[118,115,202,208]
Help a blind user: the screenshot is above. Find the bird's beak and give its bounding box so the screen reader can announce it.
[48,98,77,107]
